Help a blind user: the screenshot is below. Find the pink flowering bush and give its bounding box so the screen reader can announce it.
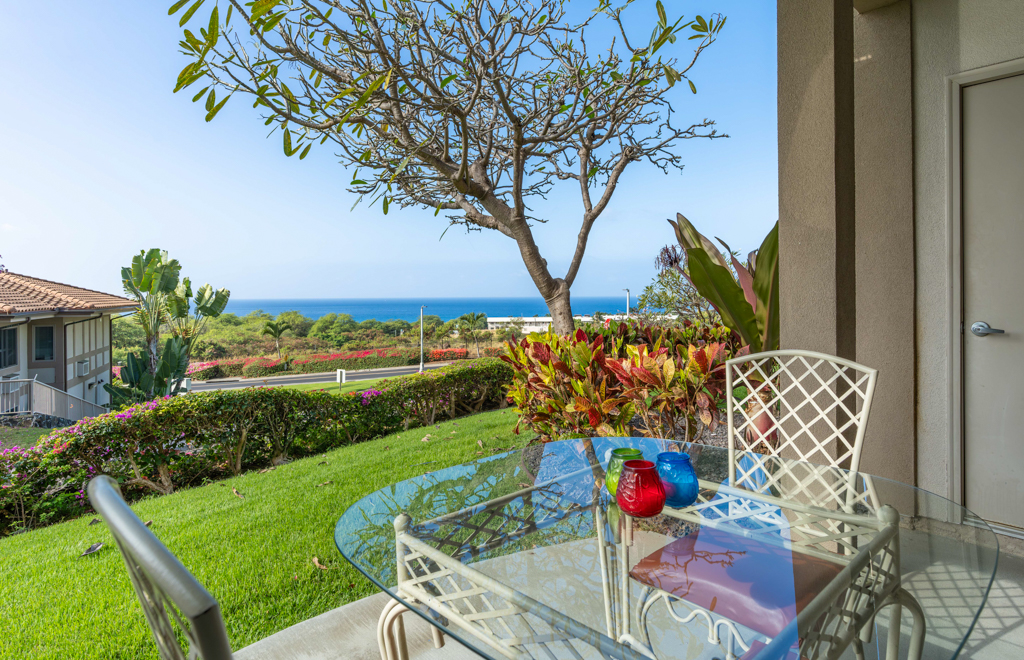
[241,358,288,379]
[0,358,512,536]
[183,347,469,381]
[186,361,219,376]
[428,348,469,362]
[290,348,418,374]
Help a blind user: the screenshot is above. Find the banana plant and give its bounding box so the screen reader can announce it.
[166,277,231,361]
[104,337,190,406]
[122,249,181,373]
[664,214,779,353]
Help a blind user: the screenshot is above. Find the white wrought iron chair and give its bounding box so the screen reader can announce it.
[90,476,414,660]
[621,351,925,660]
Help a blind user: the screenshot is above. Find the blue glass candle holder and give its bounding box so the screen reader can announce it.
[656,452,699,508]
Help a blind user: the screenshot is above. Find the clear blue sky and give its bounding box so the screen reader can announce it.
[0,1,776,301]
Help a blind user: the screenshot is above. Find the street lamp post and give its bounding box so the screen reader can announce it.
[623,289,630,319]
[419,305,427,372]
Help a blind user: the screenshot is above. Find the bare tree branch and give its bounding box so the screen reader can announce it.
[166,0,728,333]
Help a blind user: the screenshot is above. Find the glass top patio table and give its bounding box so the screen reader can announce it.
[335,438,998,660]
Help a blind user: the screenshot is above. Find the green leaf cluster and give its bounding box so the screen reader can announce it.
[667,214,779,353]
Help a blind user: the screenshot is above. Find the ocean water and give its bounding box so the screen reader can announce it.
[223,297,630,322]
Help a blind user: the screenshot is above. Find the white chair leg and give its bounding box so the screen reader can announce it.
[378,597,446,658]
[886,600,904,660]
[378,598,411,660]
[378,599,399,660]
[383,601,412,660]
[897,589,926,660]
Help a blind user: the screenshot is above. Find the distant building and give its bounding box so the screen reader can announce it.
[0,272,137,407]
[487,314,636,333]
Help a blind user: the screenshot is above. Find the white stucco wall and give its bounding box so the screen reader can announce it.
[912,0,1024,496]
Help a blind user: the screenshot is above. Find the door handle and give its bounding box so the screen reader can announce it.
[971,321,1005,337]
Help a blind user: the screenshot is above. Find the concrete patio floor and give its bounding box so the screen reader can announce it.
[238,537,1024,660]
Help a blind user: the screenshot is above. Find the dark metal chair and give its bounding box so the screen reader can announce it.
[88,476,234,660]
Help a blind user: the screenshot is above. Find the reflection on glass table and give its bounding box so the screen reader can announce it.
[335,439,998,660]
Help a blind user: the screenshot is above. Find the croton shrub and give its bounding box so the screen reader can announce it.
[502,320,738,441]
[0,358,513,536]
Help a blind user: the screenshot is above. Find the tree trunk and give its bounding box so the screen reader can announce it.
[546,284,574,336]
[148,336,160,376]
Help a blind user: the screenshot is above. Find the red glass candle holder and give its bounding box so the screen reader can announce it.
[615,459,666,518]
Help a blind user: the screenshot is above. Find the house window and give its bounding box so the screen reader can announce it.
[34,326,54,361]
[0,326,17,369]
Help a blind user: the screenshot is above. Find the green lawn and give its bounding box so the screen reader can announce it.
[282,377,385,395]
[0,409,525,659]
[0,426,50,450]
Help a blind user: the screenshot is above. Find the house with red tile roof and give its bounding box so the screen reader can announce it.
[0,272,137,406]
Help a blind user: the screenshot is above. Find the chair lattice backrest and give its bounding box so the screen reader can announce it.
[725,350,878,512]
[87,477,234,660]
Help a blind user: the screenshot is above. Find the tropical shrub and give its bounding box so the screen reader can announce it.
[241,358,288,379]
[481,347,506,358]
[378,358,513,427]
[428,348,469,361]
[502,321,736,441]
[105,336,190,406]
[0,439,92,532]
[0,359,514,536]
[291,348,418,373]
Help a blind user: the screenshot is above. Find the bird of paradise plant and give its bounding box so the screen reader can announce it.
[661,214,781,447]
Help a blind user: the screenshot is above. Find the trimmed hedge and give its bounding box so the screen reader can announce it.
[182,347,496,382]
[428,348,468,361]
[291,348,418,374]
[379,358,513,427]
[241,359,288,379]
[0,358,513,536]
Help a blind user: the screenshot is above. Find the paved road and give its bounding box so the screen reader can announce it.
[191,363,446,391]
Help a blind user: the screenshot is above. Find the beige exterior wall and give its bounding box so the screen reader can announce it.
[852,2,916,483]
[27,318,64,387]
[911,0,1024,496]
[779,0,1024,492]
[778,0,856,361]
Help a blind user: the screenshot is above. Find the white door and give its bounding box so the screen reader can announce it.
[962,72,1024,531]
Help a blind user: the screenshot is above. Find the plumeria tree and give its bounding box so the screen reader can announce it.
[165,0,727,334]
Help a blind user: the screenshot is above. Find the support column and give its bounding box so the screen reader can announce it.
[778,0,857,359]
[853,1,915,484]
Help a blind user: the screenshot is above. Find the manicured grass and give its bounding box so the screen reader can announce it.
[0,426,49,450]
[0,409,525,659]
[282,377,385,395]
